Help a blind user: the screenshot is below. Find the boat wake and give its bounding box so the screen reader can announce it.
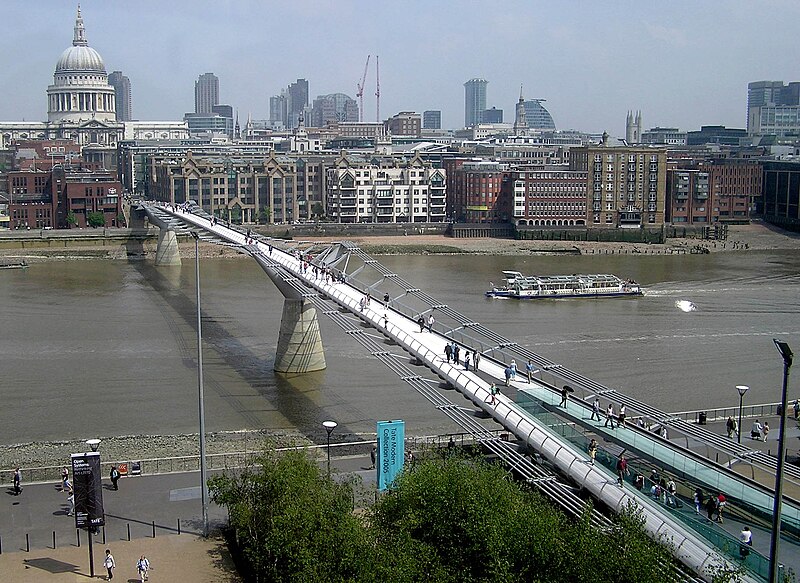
[675,300,697,312]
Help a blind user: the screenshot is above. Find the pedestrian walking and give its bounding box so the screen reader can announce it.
[504,366,512,387]
[616,454,629,486]
[464,351,471,371]
[452,344,460,365]
[110,465,120,491]
[67,488,75,516]
[604,404,616,429]
[716,492,727,523]
[666,478,677,507]
[61,466,69,491]
[417,315,425,332]
[694,487,704,515]
[559,386,569,407]
[762,421,769,442]
[618,404,627,427]
[590,398,601,421]
[444,343,452,363]
[726,416,736,438]
[526,359,535,383]
[739,526,752,559]
[705,494,719,522]
[474,351,481,370]
[750,419,763,440]
[370,445,376,470]
[137,555,150,582]
[104,549,116,580]
[794,399,799,420]
[510,359,517,379]
[486,383,499,406]
[587,439,598,465]
[383,292,390,305]
[13,467,21,495]
[427,314,435,332]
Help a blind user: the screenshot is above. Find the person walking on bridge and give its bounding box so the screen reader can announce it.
[13,467,22,495]
[474,351,481,371]
[444,343,452,363]
[616,454,629,486]
[590,398,601,421]
[726,416,736,438]
[417,315,425,332]
[604,404,616,429]
[526,359,535,383]
[464,351,471,371]
[452,343,460,366]
[427,314,435,332]
[750,419,763,440]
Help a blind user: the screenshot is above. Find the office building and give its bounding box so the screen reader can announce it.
[762,161,800,232]
[195,73,219,114]
[108,71,132,121]
[464,78,488,128]
[482,107,503,124]
[747,81,800,137]
[423,110,441,129]
[269,93,287,127]
[384,111,421,137]
[641,127,686,146]
[523,100,556,130]
[570,139,667,227]
[310,93,358,127]
[287,79,309,129]
[506,167,588,226]
[686,126,747,146]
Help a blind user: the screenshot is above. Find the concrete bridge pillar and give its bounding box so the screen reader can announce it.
[275,298,326,373]
[155,228,181,266]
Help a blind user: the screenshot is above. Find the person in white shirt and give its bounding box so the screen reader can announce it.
[739,526,753,559]
[750,419,763,440]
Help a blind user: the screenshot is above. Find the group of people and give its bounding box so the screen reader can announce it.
[693,488,728,523]
[101,549,151,582]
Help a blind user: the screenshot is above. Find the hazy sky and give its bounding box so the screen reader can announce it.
[1,1,798,134]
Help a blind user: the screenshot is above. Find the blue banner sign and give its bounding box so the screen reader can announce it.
[377,420,405,491]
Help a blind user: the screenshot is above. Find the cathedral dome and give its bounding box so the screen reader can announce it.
[54,6,106,73]
[55,45,105,73]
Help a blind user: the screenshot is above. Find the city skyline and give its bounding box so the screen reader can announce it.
[0,1,797,134]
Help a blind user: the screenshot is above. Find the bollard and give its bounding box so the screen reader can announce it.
[127,523,131,542]
[53,531,57,549]
[26,533,30,552]
[177,518,181,535]
[152,521,156,538]
[77,529,81,548]
[0,533,3,554]
[102,526,106,544]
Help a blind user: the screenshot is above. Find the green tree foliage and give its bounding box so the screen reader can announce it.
[66,211,77,227]
[210,448,684,583]
[87,211,106,228]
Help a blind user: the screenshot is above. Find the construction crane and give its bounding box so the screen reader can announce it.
[375,55,381,123]
[356,55,370,123]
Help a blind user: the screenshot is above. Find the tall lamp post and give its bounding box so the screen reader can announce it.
[191,231,209,538]
[768,339,793,583]
[736,385,749,444]
[322,420,337,477]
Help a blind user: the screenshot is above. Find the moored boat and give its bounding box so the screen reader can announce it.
[0,259,28,270]
[486,271,642,299]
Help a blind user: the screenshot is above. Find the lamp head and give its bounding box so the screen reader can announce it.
[774,339,794,366]
[190,231,199,240]
[736,385,749,398]
[322,420,337,435]
[85,438,101,452]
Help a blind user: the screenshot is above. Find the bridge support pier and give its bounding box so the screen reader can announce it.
[155,228,181,266]
[275,298,326,373]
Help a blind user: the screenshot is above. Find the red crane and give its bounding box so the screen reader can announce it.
[356,55,370,123]
[375,55,381,123]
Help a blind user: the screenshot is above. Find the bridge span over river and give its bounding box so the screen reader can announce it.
[139,201,800,582]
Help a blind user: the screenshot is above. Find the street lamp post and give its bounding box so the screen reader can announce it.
[768,339,793,583]
[83,439,101,577]
[322,420,337,477]
[191,231,209,538]
[736,385,749,444]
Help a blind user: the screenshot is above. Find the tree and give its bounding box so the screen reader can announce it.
[87,212,105,228]
[259,206,271,225]
[209,445,370,582]
[66,211,77,227]
[311,202,324,219]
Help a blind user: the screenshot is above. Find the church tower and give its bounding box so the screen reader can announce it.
[513,85,529,136]
[625,110,642,144]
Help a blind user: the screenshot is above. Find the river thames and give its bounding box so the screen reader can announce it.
[1,249,798,446]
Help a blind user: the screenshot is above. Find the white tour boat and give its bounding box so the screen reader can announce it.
[485,271,643,299]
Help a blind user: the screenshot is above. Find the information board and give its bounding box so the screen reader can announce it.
[376,420,405,491]
[71,452,105,529]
